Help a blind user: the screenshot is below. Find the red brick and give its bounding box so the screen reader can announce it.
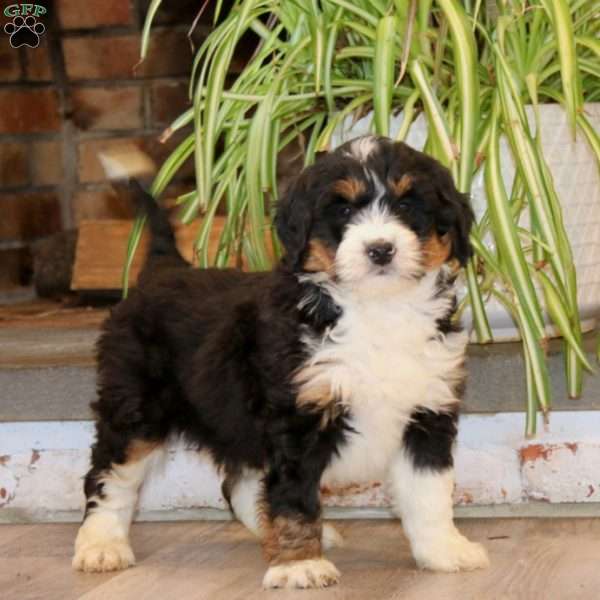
[24,40,53,80]
[138,0,214,25]
[72,86,142,131]
[0,89,60,134]
[31,140,63,185]
[151,82,189,126]
[73,187,135,223]
[58,0,132,29]
[0,142,28,187]
[0,248,32,289]
[0,44,21,81]
[63,35,139,80]
[0,193,62,241]
[63,30,195,81]
[138,30,194,77]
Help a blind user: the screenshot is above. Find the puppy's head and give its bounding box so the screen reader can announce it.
[275,135,473,286]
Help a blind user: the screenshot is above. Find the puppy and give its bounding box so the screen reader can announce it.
[73,135,489,588]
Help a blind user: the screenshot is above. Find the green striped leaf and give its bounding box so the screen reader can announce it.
[485,114,546,341]
[437,0,480,191]
[373,16,397,136]
[409,59,456,166]
[540,0,583,137]
[537,270,594,372]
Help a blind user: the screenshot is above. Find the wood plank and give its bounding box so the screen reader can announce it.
[2,519,600,600]
[0,522,224,600]
[0,523,114,600]
[78,522,244,600]
[0,303,107,330]
[71,218,228,291]
[0,524,37,550]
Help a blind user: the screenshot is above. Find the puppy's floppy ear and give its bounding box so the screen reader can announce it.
[275,174,314,271]
[389,141,474,267]
[436,175,474,267]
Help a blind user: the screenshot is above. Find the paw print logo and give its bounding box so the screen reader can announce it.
[4,15,45,48]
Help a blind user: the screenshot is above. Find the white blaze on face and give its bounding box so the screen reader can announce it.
[349,135,378,162]
[335,200,421,286]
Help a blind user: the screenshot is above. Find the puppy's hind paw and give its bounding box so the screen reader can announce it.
[263,558,340,589]
[413,533,489,573]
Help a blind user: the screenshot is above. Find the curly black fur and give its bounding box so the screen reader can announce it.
[84,183,349,534]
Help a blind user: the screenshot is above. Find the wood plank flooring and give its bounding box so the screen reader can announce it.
[1,519,599,600]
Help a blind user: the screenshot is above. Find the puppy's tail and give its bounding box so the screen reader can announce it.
[130,181,186,264]
[99,142,187,267]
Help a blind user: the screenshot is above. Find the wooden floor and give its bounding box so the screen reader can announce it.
[2,519,599,600]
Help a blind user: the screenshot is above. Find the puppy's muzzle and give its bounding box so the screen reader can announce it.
[366,241,396,266]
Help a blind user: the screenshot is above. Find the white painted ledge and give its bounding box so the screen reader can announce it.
[2,412,600,523]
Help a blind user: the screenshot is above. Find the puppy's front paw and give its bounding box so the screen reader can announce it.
[72,540,135,573]
[262,558,340,589]
[322,523,345,550]
[413,532,489,573]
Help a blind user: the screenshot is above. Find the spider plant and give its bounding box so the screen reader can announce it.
[134,0,600,436]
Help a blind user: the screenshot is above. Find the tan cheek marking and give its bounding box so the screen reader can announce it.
[332,178,366,202]
[422,233,452,269]
[303,239,336,275]
[126,440,160,462]
[389,174,413,196]
[263,515,322,565]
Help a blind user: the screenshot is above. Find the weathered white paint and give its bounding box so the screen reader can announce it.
[2,412,600,520]
[520,443,600,503]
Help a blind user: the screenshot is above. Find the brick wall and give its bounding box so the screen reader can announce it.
[0,0,225,295]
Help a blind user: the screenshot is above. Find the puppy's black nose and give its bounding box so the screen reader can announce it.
[366,241,396,265]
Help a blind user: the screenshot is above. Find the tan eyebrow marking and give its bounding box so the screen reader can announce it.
[422,233,452,269]
[389,174,413,197]
[331,178,367,202]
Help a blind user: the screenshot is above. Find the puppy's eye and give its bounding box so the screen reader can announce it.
[395,193,417,211]
[334,203,353,218]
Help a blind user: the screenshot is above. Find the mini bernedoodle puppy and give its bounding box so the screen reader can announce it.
[73,135,490,588]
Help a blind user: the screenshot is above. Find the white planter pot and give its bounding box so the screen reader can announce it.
[332,104,600,341]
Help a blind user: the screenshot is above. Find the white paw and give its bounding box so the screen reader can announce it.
[412,532,489,573]
[322,523,345,550]
[72,540,135,573]
[262,558,340,589]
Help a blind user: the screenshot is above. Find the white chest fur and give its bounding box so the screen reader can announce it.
[301,271,467,486]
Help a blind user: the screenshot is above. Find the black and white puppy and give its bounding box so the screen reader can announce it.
[73,135,489,588]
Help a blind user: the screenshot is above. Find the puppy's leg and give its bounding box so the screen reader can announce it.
[223,469,263,537]
[260,427,340,589]
[390,407,489,572]
[261,508,340,590]
[224,469,343,550]
[73,436,163,573]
